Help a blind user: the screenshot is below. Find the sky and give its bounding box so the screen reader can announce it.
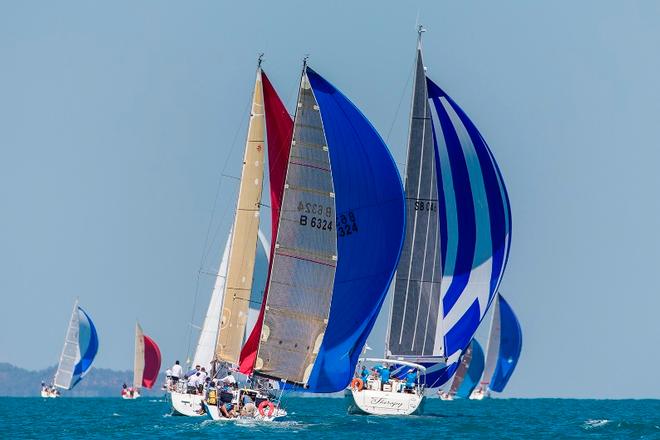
[1,1,659,398]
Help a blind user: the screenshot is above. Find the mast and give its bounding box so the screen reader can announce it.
[214,57,266,365]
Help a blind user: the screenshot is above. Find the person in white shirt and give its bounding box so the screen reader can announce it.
[199,367,208,383]
[171,360,184,385]
[220,371,237,386]
[187,372,202,394]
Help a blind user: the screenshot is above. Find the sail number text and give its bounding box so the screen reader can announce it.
[413,200,436,212]
[298,201,333,231]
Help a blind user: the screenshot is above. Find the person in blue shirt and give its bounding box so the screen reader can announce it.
[360,366,369,383]
[379,365,390,384]
[405,369,417,392]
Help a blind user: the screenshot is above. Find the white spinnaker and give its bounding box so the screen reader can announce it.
[54,301,80,389]
[133,323,145,388]
[480,294,501,387]
[192,231,232,370]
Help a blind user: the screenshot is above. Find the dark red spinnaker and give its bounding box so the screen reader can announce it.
[142,335,161,389]
[238,70,293,374]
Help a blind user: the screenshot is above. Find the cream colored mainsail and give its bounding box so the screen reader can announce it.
[133,322,145,388]
[214,68,266,365]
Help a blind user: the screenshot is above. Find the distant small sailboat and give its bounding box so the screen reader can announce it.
[350,26,512,416]
[470,293,522,399]
[123,323,161,399]
[52,300,99,394]
[438,339,484,400]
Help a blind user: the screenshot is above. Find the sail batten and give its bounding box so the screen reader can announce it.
[214,69,266,365]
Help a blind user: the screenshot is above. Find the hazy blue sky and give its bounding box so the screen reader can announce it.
[1,1,659,398]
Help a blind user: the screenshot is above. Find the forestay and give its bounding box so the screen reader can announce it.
[215,68,266,365]
[54,302,99,390]
[253,70,338,385]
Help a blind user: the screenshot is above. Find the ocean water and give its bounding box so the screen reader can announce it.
[3,396,660,439]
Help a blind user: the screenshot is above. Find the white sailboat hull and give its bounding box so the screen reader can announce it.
[170,391,205,417]
[346,388,424,416]
[469,390,489,400]
[40,390,59,398]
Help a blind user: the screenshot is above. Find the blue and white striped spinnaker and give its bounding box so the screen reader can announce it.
[386,45,511,387]
[54,301,99,390]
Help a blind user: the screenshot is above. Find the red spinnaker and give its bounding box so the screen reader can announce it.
[238,70,293,374]
[142,335,161,389]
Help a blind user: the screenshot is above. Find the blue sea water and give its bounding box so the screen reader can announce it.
[3,397,660,439]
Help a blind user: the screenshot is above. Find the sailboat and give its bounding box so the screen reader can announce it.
[123,323,161,399]
[438,339,484,400]
[170,229,269,416]
[205,59,406,420]
[51,300,99,395]
[470,293,522,399]
[349,26,512,415]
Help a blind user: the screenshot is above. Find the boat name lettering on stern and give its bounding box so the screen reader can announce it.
[369,397,404,409]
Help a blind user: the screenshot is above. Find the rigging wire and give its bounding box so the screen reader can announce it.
[385,51,417,169]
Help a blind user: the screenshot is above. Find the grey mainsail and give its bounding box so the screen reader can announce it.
[254,71,337,385]
[386,47,444,360]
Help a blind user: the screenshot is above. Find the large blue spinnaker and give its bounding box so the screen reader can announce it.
[305,67,406,392]
[426,76,512,367]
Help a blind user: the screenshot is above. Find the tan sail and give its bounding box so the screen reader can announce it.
[214,69,266,365]
[133,322,145,388]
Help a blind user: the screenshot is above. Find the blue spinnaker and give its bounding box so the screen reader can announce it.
[426,77,512,366]
[456,339,484,398]
[305,67,406,392]
[489,296,522,392]
[71,306,99,387]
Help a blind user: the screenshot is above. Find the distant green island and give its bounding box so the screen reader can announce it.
[0,363,165,397]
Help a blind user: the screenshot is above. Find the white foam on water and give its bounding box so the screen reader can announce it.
[583,419,611,429]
